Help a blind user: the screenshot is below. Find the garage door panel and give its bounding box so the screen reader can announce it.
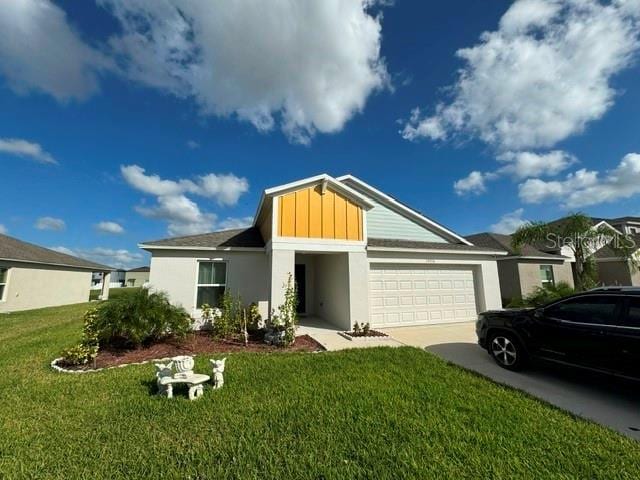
[369,263,477,328]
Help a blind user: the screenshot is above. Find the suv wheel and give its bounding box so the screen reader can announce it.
[489,332,526,371]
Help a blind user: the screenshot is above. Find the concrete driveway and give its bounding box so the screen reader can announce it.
[384,323,640,441]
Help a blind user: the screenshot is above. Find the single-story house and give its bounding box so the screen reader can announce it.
[125,266,150,287]
[465,232,574,306]
[0,233,112,313]
[141,174,505,330]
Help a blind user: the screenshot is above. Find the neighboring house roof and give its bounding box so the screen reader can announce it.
[140,227,265,250]
[337,174,473,246]
[465,233,565,259]
[593,233,640,259]
[367,237,505,254]
[0,233,112,271]
[127,266,150,272]
[545,216,621,235]
[607,216,640,224]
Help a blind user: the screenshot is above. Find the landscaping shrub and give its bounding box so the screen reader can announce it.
[246,302,262,333]
[266,273,298,347]
[90,288,192,348]
[60,308,100,365]
[212,292,244,339]
[507,281,575,308]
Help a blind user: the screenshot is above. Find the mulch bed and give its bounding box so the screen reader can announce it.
[342,330,388,338]
[61,332,324,370]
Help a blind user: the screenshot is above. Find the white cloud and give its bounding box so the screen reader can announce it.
[453,171,495,196]
[496,150,577,180]
[187,140,200,149]
[94,221,125,235]
[51,246,144,269]
[454,150,577,196]
[402,0,640,151]
[0,224,7,234]
[519,153,640,208]
[218,216,254,231]
[121,164,249,236]
[489,208,527,234]
[99,0,389,144]
[121,165,248,206]
[35,216,65,231]
[0,0,110,101]
[0,138,57,164]
[136,195,216,236]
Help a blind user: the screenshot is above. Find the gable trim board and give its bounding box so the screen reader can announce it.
[142,173,503,329]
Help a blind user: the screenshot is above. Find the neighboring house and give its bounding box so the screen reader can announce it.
[593,234,640,287]
[0,233,112,313]
[606,217,640,235]
[141,174,505,330]
[465,233,574,306]
[125,266,150,287]
[91,269,125,290]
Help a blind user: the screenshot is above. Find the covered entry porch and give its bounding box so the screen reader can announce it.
[268,248,369,331]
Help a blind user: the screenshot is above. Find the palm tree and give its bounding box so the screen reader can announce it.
[511,213,638,291]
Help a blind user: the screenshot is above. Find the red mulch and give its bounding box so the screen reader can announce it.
[61,332,324,370]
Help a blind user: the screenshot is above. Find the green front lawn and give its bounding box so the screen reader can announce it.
[89,287,141,301]
[1,303,638,479]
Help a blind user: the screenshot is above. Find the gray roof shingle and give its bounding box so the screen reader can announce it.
[367,237,503,253]
[594,233,640,259]
[0,233,112,270]
[465,233,565,259]
[141,227,265,249]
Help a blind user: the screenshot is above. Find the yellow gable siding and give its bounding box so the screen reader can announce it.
[277,185,363,241]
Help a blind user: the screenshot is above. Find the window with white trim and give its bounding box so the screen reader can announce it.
[196,262,227,308]
[0,267,8,301]
[539,265,555,287]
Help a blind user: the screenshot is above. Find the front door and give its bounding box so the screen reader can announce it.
[295,264,306,314]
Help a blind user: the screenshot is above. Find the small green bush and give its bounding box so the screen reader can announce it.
[212,292,241,339]
[91,288,192,348]
[61,308,100,365]
[60,343,98,366]
[508,281,575,308]
[246,302,262,333]
[267,273,298,347]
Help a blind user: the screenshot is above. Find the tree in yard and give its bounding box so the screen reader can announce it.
[511,213,638,291]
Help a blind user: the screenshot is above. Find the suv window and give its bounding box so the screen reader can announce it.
[545,296,621,325]
[623,297,640,328]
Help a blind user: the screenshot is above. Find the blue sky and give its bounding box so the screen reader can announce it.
[1,0,639,268]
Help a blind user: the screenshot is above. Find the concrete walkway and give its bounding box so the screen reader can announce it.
[297,317,404,351]
[383,323,640,441]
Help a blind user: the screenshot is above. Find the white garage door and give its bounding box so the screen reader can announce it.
[369,264,478,327]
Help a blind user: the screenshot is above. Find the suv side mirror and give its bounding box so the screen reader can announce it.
[534,308,544,318]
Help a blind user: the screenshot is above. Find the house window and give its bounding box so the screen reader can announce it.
[539,265,555,287]
[196,261,227,308]
[0,267,8,301]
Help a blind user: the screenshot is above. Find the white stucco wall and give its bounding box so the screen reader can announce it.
[0,262,92,313]
[347,251,369,327]
[269,249,295,315]
[314,253,351,330]
[149,250,270,319]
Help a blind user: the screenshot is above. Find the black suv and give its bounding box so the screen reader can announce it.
[476,288,640,380]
